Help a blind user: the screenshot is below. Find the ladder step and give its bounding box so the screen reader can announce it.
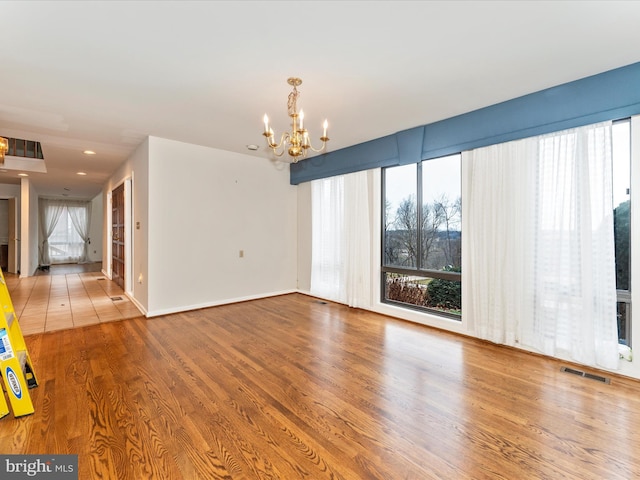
[17,350,38,389]
[3,311,14,329]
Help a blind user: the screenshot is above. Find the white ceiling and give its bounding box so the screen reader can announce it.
[2,1,640,199]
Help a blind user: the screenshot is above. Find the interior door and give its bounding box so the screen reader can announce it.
[8,198,17,274]
[111,184,125,289]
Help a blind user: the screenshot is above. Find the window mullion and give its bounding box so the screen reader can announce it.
[416,161,423,269]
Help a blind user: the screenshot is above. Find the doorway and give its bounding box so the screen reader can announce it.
[0,198,18,274]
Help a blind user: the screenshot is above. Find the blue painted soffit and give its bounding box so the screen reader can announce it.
[290,61,640,185]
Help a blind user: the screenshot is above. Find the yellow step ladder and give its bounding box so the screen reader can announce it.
[0,269,38,418]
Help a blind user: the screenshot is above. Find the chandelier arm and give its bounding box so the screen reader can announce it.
[304,139,328,153]
[266,132,290,157]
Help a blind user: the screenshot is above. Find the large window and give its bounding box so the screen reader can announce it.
[48,210,85,264]
[382,154,462,317]
[613,119,632,346]
[39,198,92,266]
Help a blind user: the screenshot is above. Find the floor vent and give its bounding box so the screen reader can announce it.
[111,296,123,301]
[561,366,610,384]
[97,278,106,281]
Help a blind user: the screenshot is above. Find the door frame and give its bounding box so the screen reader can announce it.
[7,197,17,274]
[106,177,133,295]
[0,196,19,274]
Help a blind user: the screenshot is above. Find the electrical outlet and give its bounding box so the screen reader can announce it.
[239,250,244,258]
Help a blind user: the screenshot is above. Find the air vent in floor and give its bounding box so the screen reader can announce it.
[111,296,123,301]
[561,366,610,384]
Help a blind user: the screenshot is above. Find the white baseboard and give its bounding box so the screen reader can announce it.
[144,289,297,318]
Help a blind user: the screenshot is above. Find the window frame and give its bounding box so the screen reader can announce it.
[613,118,632,347]
[381,154,462,319]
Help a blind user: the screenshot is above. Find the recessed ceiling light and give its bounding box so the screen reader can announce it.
[18,173,28,177]
[83,150,96,155]
[246,144,259,151]
[77,172,87,176]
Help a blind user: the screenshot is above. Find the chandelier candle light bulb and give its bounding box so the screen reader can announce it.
[262,77,329,162]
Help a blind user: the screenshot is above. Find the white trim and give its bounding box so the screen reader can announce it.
[145,289,297,318]
[126,291,147,317]
[124,176,133,295]
[105,190,112,279]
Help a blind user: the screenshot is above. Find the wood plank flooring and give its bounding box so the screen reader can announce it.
[1,293,639,479]
[4,265,143,335]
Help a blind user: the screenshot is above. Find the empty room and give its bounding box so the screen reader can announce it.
[0,2,639,479]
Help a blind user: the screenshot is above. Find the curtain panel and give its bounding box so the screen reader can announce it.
[67,200,92,263]
[310,171,371,308]
[462,122,619,370]
[38,198,66,266]
[38,198,92,266]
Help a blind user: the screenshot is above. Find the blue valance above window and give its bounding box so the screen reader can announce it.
[290,61,640,185]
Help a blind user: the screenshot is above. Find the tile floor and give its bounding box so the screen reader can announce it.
[4,265,143,336]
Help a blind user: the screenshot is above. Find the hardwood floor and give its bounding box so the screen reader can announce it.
[4,263,143,335]
[1,293,639,479]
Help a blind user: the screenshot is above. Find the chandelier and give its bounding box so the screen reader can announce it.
[262,77,329,162]
[0,137,7,165]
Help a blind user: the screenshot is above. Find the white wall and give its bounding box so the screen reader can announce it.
[0,184,21,199]
[296,181,312,292]
[87,193,103,263]
[146,137,297,316]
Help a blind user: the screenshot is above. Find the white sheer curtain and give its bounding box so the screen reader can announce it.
[526,123,619,369]
[311,175,344,301]
[310,171,371,308]
[463,122,619,370]
[38,198,66,266]
[462,138,535,346]
[343,171,371,308]
[67,200,92,264]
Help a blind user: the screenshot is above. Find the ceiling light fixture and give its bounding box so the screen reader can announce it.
[0,137,8,165]
[83,150,96,155]
[77,172,87,176]
[262,77,329,163]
